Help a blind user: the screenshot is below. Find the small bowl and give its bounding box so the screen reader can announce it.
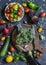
[5,2,24,22]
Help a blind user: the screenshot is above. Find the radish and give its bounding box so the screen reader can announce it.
[3,28,9,35]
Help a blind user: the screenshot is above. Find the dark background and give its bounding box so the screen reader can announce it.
[0,0,46,65]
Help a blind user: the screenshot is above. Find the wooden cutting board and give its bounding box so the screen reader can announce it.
[12,24,45,52]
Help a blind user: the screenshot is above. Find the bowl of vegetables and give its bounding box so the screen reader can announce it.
[5,2,24,22]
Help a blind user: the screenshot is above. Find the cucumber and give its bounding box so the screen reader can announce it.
[0,36,10,57]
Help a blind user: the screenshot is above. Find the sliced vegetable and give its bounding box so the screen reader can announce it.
[28,2,39,10]
[6,55,13,63]
[0,36,10,57]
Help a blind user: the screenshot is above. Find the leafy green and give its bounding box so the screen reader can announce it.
[16,27,35,45]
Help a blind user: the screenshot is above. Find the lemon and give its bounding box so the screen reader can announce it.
[6,55,13,63]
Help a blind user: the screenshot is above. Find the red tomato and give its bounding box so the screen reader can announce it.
[40,12,46,17]
[24,8,30,13]
[5,9,10,14]
[9,46,15,52]
[18,7,22,11]
[9,4,13,10]
[9,17,13,21]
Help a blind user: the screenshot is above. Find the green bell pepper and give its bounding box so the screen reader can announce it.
[28,2,39,10]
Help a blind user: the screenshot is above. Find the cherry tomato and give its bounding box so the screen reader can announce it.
[40,12,46,17]
[18,7,22,11]
[36,52,40,58]
[17,12,22,16]
[39,53,42,57]
[9,17,13,21]
[6,14,9,17]
[5,9,10,14]
[9,4,13,10]
[9,13,14,18]
[24,8,30,13]
[9,46,15,52]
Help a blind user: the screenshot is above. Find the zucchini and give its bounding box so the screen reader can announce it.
[0,36,10,57]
